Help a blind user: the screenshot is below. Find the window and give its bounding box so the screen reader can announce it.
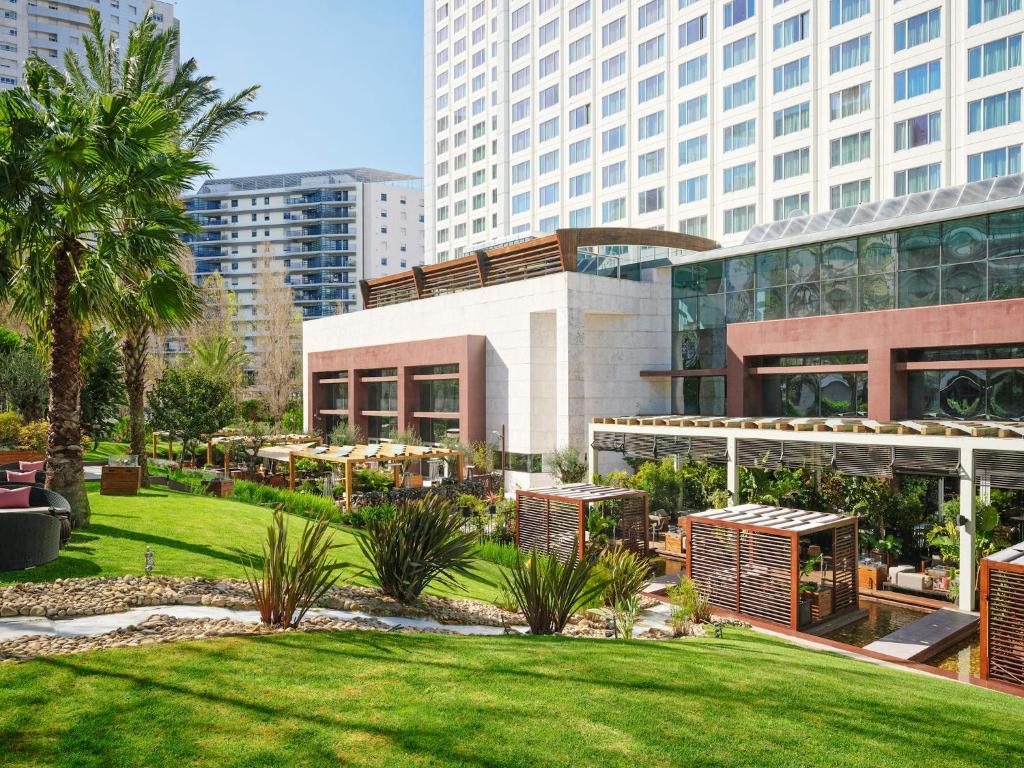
[774,193,809,220]
[969,0,1021,26]
[773,147,810,180]
[723,33,756,69]
[678,54,708,87]
[512,97,530,122]
[829,82,871,120]
[830,0,869,27]
[830,179,871,209]
[538,84,559,110]
[511,66,530,91]
[894,163,941,195]
[637,111,664,140]
[679,175,708,204]
[637,0,663,29]
[512,129,530,153]
[511,161,530,184]
[894,8,940,52]
[968,145,1022,181]
[602,160,627,187]
[512,4,530,30]
[538,19,559,46]
[538,51,559,78]
[602,198,626,223]
[568,0,590,29]
[602,52,626,81]
[602,124,626,151]
[569,138,591,163]
[679,95,708,126]
[724,204,756,234]
[638,73,664,103]
[723,118,756,151]
[829,34,870,74]
[723,0,754,28]
[678,135,708,165]
[512,191,531,214]
[569,207,592,227]
[569,172,591,197]
[637,187,664,214]
[773,12,809,49]
[723,161,756,193]
[637,34,664,65]
[680,215,708,237]
[773,56,809,93]
[638,149,664,177]
[678,14,707,49]
[774,101,810,137]
[829,131,870,167]
[968,35,1022,79]
[539,116,559,141]
[569,34,591,62]
[569,68,591,97]
[894,59,941,100]
[602,88,626,117]
[538,149,559,174]
[569,104,591,129]
[602,16,625,45]
[511,35,530,60]
[968,90,1022,132]
[723,76,756,110]
[539,182,559,206]
[895,111,942,148]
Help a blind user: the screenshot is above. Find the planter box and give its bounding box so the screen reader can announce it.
[809,587,834,622]
[0,450,44,466]
[663,530,683,554]
[858,563,888,592]
[100,465,141,496]
[206,478,234,498]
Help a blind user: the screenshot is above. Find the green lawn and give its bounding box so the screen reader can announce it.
[0,485,508,603]
[83,440,173,462]
[1,628,1021,767]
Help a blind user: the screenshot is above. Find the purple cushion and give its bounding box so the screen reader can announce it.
[0,486,31,509]
[19,461,45,472]
[4,470,38,483]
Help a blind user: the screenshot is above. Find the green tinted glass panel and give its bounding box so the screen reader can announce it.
[989,256,1024,300]
[898,224,941,270]
[756,250,787,287]
[726,290,756,323]
[898,267,940,308]
[821,238,857,280]
[941,216,987,264]
[820,373,856,416]
[756,287,787,320]
[820,278,857,315]
[787,282,820,317]
[989,210,1024,259]
[859,273,895,311]
[859,233,897,274]
[724,256,755,292]
[787,245,820,284]
[941,261,986,304]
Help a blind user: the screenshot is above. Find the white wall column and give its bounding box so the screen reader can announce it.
[555,304,587,451]
[588,438,599,483]
[727,435,740,503]
[958,447,977,612]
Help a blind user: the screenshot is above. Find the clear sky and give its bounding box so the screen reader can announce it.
[173,0,424,180]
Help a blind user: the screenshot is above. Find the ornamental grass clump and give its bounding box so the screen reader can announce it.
[503,545,605,634]
[595,546,653,608]
[243,511,348,628]
[355,495,477,603]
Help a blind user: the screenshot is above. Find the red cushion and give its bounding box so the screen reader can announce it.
[0,486,31,509]
[5,470,38,483]
[19,461,44,472]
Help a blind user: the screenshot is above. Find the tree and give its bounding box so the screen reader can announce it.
[0,338,47,420]
[230,420,273,480]
[0,13,254,525]
[252,242,300,425]
[80,328,126,449]
[544,445,588,484]
[148,366,236,465]
[185,273,251,393]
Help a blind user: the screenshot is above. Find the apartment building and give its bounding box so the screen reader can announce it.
[424,0,1024,262]
[180,168,425,357]
[0,0,176,90]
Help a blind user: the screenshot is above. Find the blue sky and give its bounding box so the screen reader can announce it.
[174,0,424,179]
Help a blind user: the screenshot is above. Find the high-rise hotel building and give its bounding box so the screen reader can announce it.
[424,0,1024,262]
[180,169,425,357]
[0,0,176,91]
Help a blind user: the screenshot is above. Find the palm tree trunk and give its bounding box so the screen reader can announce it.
[122,327,150,486]
[47,243,90,527]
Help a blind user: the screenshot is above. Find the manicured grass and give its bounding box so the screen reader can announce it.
[1,628,1021,767]
[0,485,508,603]
[83,440,173,462]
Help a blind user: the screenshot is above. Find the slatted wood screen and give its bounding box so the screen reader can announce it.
[738,530,792,626]
[516,495,548,554]
[977,450,1024,490]
[549,500,580,559]
[982,565,1024,688]
[619,496,649,554]
[591,432,625,452]
[832,524,857,614]
[689,522,739,612]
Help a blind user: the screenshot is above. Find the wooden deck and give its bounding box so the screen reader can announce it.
[864,608,979,662]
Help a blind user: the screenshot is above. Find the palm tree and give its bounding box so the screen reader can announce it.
[189,335,252,388]
[67,11,261,485]
[0,9,259,525]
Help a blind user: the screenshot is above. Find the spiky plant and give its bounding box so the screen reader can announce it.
[502,545,605,634]
[595,546,653,608]
[243,511,347,628]
[355,495,477,603]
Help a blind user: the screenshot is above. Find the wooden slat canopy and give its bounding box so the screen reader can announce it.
[980,542,1024,689]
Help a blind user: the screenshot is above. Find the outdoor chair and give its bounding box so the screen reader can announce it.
[0,510,62,571]
[0,483,72,546]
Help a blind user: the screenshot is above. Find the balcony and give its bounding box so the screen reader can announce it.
[182,232,221,243]
[194,246,223,258]
[196,262,222,274]
[185,198,221,212]
[284,191,350,205]
[295,288,348,302]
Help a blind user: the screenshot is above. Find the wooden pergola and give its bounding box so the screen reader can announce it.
[515,483,649,560]
[981,542,1024,689]
[287,443,463,511]
[205,433,316,475]
[684,504,859,630]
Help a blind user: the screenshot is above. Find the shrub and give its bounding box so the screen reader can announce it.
[472,539,521,568]
[543,445,588,484]
[0,411,22,446]
[18,419,48,453]
[502,546,605,634]
[667,577,712,636]
[594,547,653,608]
[355,495,477,602]
[339,502,395,529]
[329,421,364,447]
[232,479,340,523]
[352,468,393,493]
[243,510,348,628]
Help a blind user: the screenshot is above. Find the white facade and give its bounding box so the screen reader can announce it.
[303,268,670,489]
[0,0,176,90]
[180,169,425,357]
[424,0,1024,261]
